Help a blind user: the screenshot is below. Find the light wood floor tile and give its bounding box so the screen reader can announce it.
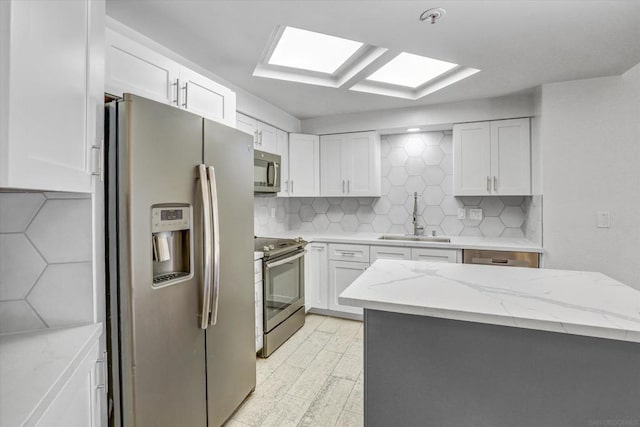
[234,314,364,427]
[259,394,312,427]
[335,410,364,427]
[332,352,363,382]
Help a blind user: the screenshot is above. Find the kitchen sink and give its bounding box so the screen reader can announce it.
[378,235,451,243]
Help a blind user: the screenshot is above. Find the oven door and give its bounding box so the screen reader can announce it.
[263,249,305,332]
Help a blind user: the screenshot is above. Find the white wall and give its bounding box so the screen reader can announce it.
[300,93,534,135]
[106,17,301,132]
[540,63,640,289]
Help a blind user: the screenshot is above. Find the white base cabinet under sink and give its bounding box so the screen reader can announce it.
[305,242,461,318]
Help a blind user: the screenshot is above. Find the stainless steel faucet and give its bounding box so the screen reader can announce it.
[411,192,424,236]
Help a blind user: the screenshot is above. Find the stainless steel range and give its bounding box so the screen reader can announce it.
[255,236,307,357]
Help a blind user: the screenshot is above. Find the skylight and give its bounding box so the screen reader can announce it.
[268,26,363,74]
[366,52,458,88]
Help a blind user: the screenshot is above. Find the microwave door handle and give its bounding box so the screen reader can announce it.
[273,162,279,188]
[198,165,213,329]
[207,166,221,326]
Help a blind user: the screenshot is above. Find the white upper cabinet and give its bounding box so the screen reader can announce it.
[276,129,290,197]
[289,133,320,197]
[177,67,236,127]
[236,113,259,144]
[236,113,277,153]
[490,119,531,195]
[105,27,236,127]
[320,131,381,197]
[106,28,179,106]
[453,118,530,196]
[0,0,104,192]
[257,121,277,153]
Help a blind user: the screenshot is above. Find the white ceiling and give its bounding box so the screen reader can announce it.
[106,0,640,120]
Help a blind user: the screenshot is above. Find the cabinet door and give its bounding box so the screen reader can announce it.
[289,133,320,196]
[328,261,367,315]
[106,28,180,105]
[178,67,236,127]
[370,246,411,262]
[304,243,328,311]
[236,113,259,147]
[36,342,102,427]
[257,122,277,153]
[320,134,347,196]
[346,132,381,196]
[453,122,491,196]
[276,130,290,197]
[490,118,531,195]
[1,0,94,192]
[411,248,460,263]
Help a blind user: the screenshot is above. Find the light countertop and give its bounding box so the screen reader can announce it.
[339,260,640,343]
[254,251,264,260]
[0,323,103,427]
[258,231,543,253]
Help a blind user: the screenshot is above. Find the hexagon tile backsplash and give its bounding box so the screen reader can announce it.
[0,192,93,334]
[255,131,543,244]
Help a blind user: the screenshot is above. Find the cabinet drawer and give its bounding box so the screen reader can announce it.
[370,246,411,262]
[411,248,460,263]
[329,244,370,263]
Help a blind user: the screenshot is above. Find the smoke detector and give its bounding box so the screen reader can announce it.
[420,7,446,24]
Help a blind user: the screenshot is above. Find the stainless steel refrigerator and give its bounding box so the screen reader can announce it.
[105,94,255,426]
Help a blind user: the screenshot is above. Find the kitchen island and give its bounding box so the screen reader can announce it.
[339,260,640,427]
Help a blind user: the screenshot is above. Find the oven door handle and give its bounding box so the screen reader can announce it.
[265,250,305,269]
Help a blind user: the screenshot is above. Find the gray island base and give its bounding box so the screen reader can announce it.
[364,309,640,427]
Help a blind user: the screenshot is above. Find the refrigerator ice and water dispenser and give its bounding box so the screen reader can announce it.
[151,205,193,287]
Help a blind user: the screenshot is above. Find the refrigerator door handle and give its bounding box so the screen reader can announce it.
[207,165,221,326]
[198,165,213,329]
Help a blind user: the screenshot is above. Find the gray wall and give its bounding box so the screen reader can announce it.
[540,62,640,289]
[255,131,542,243]
[0,192,93,333]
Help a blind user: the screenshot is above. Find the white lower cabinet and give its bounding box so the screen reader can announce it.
[370,246,411,261]
[36,342,103,427]
[411,248,461,263]
[304,243,328,311]
[328,261,367,316]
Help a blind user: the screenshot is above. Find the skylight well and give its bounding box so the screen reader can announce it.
[253,25,480,99]
[366,52,458,88]
[268,27,363,74]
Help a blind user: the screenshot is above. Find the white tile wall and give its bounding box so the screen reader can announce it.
[0,192,93,334]
[255,131,543,244]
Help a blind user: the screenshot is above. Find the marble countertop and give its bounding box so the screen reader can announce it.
[0,323,103,427]
[254,251,264,260]
[257,231,543,253]
[339,260,640,343]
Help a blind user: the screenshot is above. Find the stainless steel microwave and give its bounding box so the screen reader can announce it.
[254,150,281,193]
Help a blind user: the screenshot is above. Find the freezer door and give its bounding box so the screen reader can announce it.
[203,119,256,426]
[113,94,207,426]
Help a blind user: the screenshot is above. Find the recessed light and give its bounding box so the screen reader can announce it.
[366,52,458,88]
[407,128,421,132]
[268,26,363,74]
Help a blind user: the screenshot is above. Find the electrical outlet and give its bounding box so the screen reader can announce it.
[469,209,483,221]
[457,208,466,219]
[270,207,276,218]
[596,211,610,228]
